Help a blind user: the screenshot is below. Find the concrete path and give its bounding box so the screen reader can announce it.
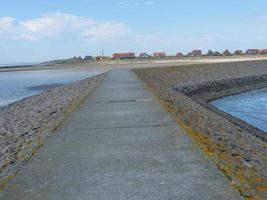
[0,70,241,200]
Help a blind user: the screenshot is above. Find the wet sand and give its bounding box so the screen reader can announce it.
[27,83,66,91]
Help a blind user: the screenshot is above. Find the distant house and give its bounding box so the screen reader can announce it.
[176,52,184,58]
[153,52,167,58]
[213,51,221,56]
[234,50,243,55]
[246,49,260,55]
[113,52,135,59]
[191,50,202,57]
[222,49,232,56]
[140,52,151,58]
[260,49,267,54]
[72,56,83,61]
[96,56,103,61]
[206,50,214,56]
[84,55,94,60]
[96,56,110,61]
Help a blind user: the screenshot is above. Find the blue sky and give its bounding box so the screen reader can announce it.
[0,0,267,63]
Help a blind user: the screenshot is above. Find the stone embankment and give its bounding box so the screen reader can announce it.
[134,60,267,200]
[175,74,267,142]
[0,73,105,189]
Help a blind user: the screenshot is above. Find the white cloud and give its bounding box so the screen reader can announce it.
[83,22,127,40]
[0,17,14,33]
[0,13,128,41]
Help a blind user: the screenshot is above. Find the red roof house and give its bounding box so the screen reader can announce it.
[113,52,135,59]
[260,49,267,54]
[153,52,167,58]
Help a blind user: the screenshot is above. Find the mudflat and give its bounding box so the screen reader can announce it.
[27,83,66,91]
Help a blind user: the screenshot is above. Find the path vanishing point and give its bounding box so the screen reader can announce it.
[0,70,242,200]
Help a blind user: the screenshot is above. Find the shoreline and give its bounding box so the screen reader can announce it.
[0,73,106,190]
[133,60,267,199]
[173,73,267,141]
[1,56,267,73]
[26,83,67,91]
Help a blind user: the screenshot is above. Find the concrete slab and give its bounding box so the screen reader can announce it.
[0,70,242,200]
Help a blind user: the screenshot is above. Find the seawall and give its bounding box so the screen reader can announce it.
[0,73,106,189]
[134,60,267,199]
[175,74,267,142]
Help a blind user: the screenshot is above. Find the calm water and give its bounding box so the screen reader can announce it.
[0,68,106,106]
[0,63,39,67]
[211,88,267,132]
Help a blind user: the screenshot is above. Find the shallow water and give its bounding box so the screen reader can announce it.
[0,68,106,106]
[211,88,267,132]
[0,63,38,67]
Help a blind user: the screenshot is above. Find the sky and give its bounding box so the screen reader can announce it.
[0,0,267,63]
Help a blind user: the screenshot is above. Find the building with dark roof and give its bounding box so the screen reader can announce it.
[246,49,260,55]
[190,50,202,57]
[153,52,167,58]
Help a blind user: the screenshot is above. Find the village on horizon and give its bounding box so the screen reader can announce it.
[70,48,267,61]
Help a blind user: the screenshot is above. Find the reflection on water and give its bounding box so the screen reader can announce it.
[211,88,267,132]
[0,68,106,106]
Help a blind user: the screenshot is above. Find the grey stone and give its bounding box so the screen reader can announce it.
[0,73,105,187]
[0,70,241,200]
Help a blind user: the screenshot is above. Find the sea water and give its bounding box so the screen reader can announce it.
[0,68,106,106]
[211,88,267,132]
